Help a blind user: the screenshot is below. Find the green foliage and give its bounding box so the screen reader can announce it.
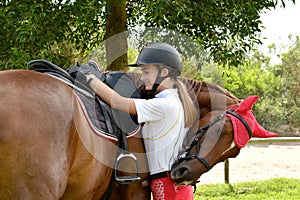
[268,36,300,134]
[280,36,300,108]
[252,38,300,135]
[181,61,205,82]
[195,178,300,199]
[0,0,105,69]
[127,0,295,66]
[1,0,296,69]
[192,37,299,136]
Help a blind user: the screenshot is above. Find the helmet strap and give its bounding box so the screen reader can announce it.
[151,67,164,94]
[151,66,176,94]
[143,66,176,94]
[152,76,167,94]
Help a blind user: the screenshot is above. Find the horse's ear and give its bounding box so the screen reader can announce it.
[253,122,278,138]
[239,96,278,138]
[238,96,278,138]
[237,95,259,113]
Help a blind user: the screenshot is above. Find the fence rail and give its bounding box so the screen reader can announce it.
[224,137,300,183]
[248,137,300,144]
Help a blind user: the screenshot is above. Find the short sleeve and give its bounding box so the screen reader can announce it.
[133,98,168,123]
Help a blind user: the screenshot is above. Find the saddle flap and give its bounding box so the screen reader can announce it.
[74,71,141,139]
[103,71,140,133]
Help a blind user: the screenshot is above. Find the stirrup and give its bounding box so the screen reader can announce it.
[114,150,141,184]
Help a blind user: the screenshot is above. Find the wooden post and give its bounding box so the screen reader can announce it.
[224,159,229,184]
[222,138,300,184]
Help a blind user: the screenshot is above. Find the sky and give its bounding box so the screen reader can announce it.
[258,1,300,59]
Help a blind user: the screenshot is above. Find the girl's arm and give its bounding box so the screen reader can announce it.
[87,74,137,115]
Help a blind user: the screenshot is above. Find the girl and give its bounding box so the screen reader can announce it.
[86,42,198,200]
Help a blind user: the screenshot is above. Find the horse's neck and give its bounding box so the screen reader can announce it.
[182,78,240,117]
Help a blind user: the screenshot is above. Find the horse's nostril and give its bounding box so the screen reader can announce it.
[171,166,191,184]
[176,167,189,177]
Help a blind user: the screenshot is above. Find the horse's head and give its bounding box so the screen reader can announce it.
[170,95,278,185]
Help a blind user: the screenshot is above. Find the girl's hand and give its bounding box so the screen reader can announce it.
[86,74,97,90]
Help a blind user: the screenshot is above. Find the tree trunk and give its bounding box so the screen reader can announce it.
[104,0,128,71]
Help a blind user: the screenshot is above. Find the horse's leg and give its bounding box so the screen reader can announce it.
[0,71,74,199]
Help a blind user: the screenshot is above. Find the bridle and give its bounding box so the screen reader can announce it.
[173,108,253,171]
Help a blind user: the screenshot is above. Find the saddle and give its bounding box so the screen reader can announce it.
[28,59,142,184]
[28,59,141,140]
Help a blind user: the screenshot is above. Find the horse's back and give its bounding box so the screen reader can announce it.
[0,70,75,199]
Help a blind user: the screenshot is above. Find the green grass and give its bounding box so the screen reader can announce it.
[194,178,300,200]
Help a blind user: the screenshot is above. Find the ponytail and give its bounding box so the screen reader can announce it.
[176,79,199,128]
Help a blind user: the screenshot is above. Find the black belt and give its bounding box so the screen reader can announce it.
[150,171,169,181]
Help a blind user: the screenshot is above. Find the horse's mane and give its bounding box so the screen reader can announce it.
[179,78,240,118]
[180,77,239,102]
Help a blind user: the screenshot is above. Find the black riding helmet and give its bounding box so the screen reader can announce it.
[129,42,182,92]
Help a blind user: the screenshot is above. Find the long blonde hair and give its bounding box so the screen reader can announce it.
[175,79,199,128]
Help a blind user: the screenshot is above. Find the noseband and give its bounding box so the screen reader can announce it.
[174,108,252,171]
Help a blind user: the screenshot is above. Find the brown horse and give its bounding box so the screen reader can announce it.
[0,70,150,200]
[0,69,276,199]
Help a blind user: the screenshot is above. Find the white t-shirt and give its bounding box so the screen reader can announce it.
[133,89,188,175]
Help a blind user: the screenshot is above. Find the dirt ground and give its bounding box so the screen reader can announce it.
[198,142,300,184]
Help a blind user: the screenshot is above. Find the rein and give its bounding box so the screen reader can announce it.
[176,113,225,171]
[175,108,252,172]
